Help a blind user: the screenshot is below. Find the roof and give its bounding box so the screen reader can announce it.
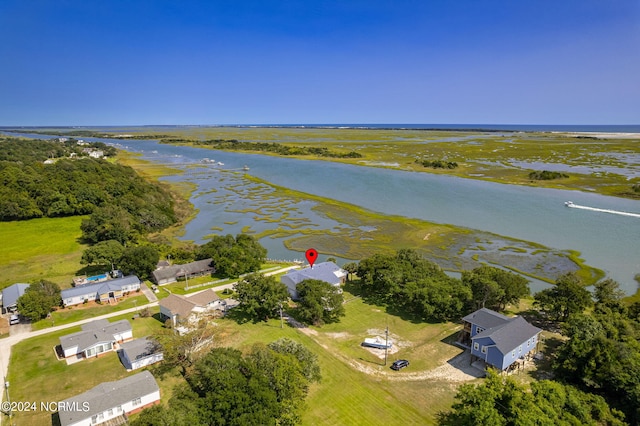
[120,337,161,361]
[472,315,542,355]
[462,307,511,329]
[60,319,132,352]
[1,283,30,308]
[187,289,221,306]
[58,371,159,426]
[61,275,140,299]
[282,262,346,286]
[151,258,214,282]
[160,294,197,318]
[160,289,221,318]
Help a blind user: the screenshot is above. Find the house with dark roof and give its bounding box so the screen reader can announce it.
[151,258,214,285]
[118,337,163,371]
[280,261,347,300]
[58,370,160,426]
[1,283,30,313]
[460,308,542,371]
[59,319,133,359]
[159,289,225,327]
[61,275,141,307]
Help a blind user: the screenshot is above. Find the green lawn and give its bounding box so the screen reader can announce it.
[6,308,165,426]
[7,289,470,426]
[31,294,150,330]
[0,216,88,288]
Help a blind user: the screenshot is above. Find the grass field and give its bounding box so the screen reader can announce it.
[6,308,167,426]
[0,216,88,289]
[7,289,476,426]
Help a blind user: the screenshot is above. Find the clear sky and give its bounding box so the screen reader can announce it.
[1,1,638,126]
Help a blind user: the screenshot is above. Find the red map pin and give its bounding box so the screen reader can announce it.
[305,248,318,268]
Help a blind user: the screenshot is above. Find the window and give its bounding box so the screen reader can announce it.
[132,397,142,407]
[527,339,530,347]
[512,350,516,358]
[481,346,487,354]
[107,409,113,416]
[519,345,522,353]
[473,342,479,351]
[476,327,484,334]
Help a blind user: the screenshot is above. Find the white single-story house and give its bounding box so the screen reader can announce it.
[58,370,160,426]
[118,337,163,371]
[281,261,347,300]
[151,258,215,285]
[159,289,225,327]
[59,319,133,359]
[1,283,30,313]
[61,275,141,307]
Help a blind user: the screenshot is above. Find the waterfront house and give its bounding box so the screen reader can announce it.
[59,319,133,359]
[460,308,541,371]
[57,370,160,426]
[61,275,141,307]
[280,261,347,300]
[159,288,225,327]
[118,337,163,371]
[151,258,214,285]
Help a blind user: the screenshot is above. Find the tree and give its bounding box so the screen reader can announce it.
[296,279,345,325]
[534,272,592,321]
[342,262,358,282]
[197,234,266,278]
[81,239,124,269]
[16,280,61,321]
[153,322,216,375]
[234,273,289,321]
[118,245,159,280]
[463,265,529,311]
[268,338,322,382]
[593,278,626,313]
[133,343,319,426]
[438,371,625,426]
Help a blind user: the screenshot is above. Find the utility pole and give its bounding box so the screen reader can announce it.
[384,325,389,366]
[279,302,284,329]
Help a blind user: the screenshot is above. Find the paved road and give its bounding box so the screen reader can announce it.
[0,264,299,404]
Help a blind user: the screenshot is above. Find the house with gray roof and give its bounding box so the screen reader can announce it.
[151,258,214,285]
[59,319,133,359]
[58,370,160,426]
[61,275,141,307]
[280,261,347,300]
[1,283,30,313]
[118,336,163,371]
[461,308,542,371]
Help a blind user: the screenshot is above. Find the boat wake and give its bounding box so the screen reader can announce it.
[564,201,640,218]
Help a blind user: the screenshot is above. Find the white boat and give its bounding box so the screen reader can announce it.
[243,165,250,171]
[362,337,392,349]
[564,201,574,207]
[217,161,224,166]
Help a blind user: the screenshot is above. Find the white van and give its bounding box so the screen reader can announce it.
[9,315,19,325]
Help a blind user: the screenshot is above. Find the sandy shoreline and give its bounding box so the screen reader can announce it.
[555,131,640,139]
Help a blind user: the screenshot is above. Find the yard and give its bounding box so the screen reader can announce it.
[6,308,168,426]
[6,286,549,426]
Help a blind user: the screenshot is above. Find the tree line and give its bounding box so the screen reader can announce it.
[414,159,459,169]
[0,138,177,244]
[161,138,363,158]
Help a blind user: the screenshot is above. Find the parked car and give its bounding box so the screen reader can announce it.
[9,314,20,325]
[390,359,409,370]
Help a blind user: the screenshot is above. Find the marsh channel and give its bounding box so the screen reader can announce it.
[8,131,640,294]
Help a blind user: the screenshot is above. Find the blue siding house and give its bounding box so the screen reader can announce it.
[460,308,541,371]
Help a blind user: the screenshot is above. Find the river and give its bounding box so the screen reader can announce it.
[5,131,640,294]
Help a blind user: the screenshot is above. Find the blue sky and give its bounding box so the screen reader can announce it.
[1,1,638,125]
